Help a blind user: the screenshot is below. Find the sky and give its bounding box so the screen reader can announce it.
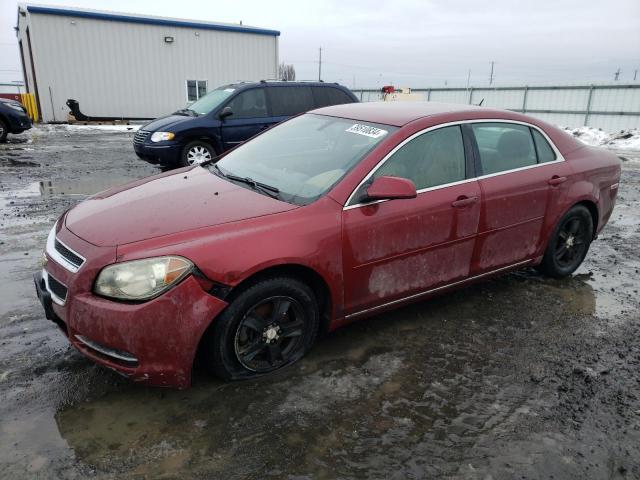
[1,0,639,88]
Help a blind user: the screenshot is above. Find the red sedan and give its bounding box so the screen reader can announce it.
[35,102,621,388]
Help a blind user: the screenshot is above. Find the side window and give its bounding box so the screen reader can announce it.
[313,87,354,108]
[269,86,314,116]
[374,125,466,190]
[225,88,268,119]
[472,123,537,175]
[531,128,557,163]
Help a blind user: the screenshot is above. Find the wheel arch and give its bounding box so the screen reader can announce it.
[181,134,222,155]
[574,199,599,239]
[225,263,333,334]
[193,263,334,372]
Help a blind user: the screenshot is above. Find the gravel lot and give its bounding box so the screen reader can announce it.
[0,126,639,479]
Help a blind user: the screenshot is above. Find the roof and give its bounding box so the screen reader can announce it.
[19,3,280,37]
[312,101,493,127]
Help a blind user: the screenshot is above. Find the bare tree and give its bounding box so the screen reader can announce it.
[278,63,296,81]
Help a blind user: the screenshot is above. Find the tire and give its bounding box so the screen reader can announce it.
[179,140,216,167]
[204,277,320,380]
[0,119,8,143]
[538,205,593,278]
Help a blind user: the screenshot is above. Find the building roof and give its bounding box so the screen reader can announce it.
[19,3,280,37]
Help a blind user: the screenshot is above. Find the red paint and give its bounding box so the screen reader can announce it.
[41,103,621,388]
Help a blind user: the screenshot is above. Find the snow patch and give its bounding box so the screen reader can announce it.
[562,127,640,151]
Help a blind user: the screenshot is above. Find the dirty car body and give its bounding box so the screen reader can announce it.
[34,102,621,388]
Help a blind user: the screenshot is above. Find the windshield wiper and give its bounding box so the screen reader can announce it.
[173,108,198,116]
[210,165,280,199]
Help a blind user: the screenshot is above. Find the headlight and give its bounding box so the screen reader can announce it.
[94,256,193,301]
[6,102,25,113]
[150,131,175,142]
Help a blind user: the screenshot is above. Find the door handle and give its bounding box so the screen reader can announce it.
[451,195,478,208]
[548,175,567,186]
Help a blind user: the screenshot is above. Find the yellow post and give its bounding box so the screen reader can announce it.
[19,93,39,122]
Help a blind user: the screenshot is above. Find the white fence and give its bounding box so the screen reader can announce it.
[355,84,640,131]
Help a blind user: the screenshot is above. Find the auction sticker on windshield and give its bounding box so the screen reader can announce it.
[345,124,388,138]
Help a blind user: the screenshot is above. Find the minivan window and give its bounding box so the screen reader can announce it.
[472,122,537,175]
[225,88,268,119]
[374,125,466,190]
[189,86,236,115]
[269,86,314,116]
[213,114,396,205]
[313,87,355,108]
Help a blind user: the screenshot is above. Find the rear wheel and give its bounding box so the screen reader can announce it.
[0,119,8,142]
[204,277,319,380]
[538,205,593,278]
[180,141,216,167]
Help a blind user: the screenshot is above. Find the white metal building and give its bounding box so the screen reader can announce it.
[16,4,280,122]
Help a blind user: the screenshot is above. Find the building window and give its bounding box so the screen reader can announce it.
[186,80,207,102]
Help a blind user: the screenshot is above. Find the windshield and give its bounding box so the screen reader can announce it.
[213,114,396,205]
[188,86,237,115]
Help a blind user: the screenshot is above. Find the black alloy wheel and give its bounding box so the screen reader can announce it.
[538,205,593,278]
[234,296,306,372]
[204,276,319,380]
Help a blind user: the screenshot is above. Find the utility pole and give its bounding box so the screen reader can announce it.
[318,47,322,82]
[614,67,621,81]
[634,69,638,81]
[489,61,495,86]
[466,69,471,89]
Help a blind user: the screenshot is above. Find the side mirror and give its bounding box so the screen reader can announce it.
[366,176,417,201]
[218,106,233,120]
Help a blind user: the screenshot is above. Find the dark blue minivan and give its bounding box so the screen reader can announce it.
[134,81,358,167]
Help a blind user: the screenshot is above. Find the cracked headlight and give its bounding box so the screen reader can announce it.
[150,131,175,142]
[94,256,193,301]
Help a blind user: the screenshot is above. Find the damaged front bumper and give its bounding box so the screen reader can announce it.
[35,224,228,389]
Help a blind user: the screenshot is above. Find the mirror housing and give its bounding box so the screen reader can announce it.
[218,106,233,120]
[366,176,417,201]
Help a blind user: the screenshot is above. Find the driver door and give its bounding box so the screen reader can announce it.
[342,125,481,315]
[220,88,272,150]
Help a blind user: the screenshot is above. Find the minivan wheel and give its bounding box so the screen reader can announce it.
[0,119,8,142]
[538,205,593,278]
[204,277,320,380]
[180,141,215,167]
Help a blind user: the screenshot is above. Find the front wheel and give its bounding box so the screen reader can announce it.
[538,205,593,278]
[180,141,216,167]
[204,277,320,380]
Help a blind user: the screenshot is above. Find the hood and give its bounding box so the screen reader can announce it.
[65,167,296,246]
[142,114,196,132]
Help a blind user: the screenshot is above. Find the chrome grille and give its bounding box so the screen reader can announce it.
[54,239,84,269]
[133,129,150,145]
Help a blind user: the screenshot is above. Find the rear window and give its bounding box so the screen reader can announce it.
[312,87,355,108]
[269,86,314,116]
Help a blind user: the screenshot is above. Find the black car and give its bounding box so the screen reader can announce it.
[0,98,32,142]
[134,81,359,168]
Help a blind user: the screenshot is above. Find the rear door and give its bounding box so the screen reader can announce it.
[219,88,271,150]
[470,121,572,272]
[342,124,481,315]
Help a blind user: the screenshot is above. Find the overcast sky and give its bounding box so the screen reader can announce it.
[1,0,639,88]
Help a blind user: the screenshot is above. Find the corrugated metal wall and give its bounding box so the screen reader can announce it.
[357,86,640,131]
[18,10,278,122]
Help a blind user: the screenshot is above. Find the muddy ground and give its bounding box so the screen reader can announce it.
[0,126,639,480]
